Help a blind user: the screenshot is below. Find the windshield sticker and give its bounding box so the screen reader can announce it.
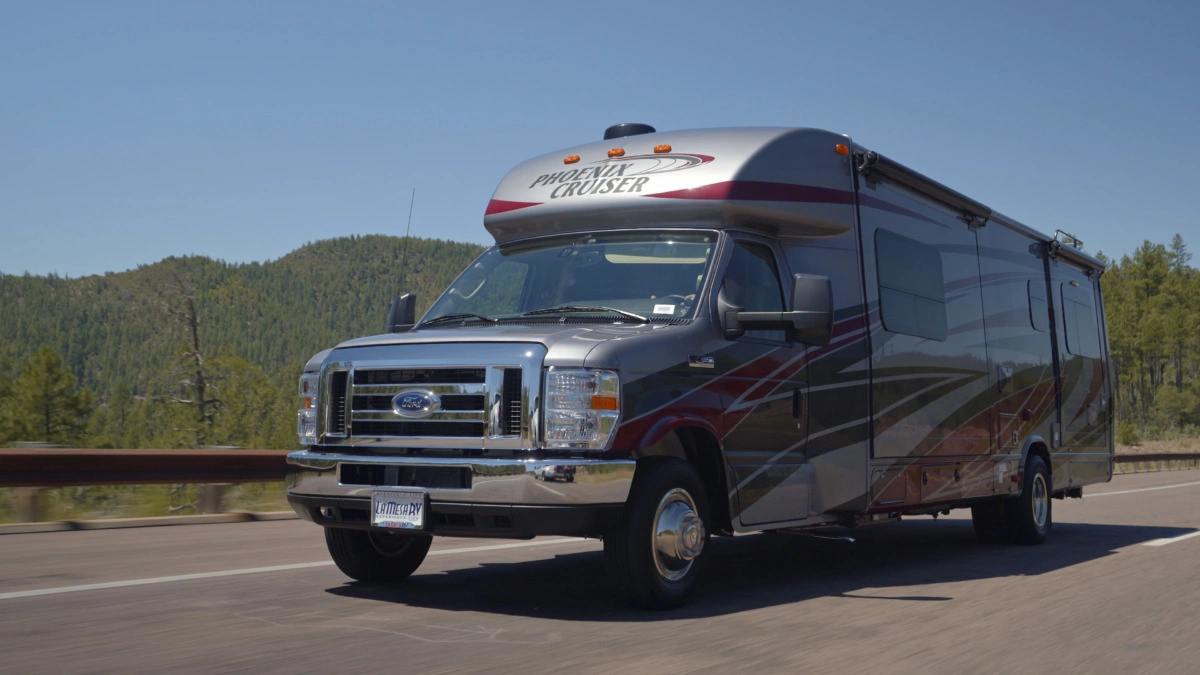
[653,304,676,315]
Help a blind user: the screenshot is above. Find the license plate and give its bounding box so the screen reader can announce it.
[371,490,427,530]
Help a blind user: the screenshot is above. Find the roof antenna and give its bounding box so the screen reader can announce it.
[386,188,418,333]
[397,187,416,290]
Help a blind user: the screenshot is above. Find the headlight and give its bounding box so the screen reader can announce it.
[296,372,320,446]
[543,368,619,450]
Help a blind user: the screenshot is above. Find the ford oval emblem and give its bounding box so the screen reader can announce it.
[392,389,441,418]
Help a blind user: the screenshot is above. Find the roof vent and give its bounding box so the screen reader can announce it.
[603,123,656,140]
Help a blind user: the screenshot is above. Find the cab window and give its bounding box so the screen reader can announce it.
[721,241,786,341]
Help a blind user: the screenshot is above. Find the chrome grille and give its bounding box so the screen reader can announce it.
[329,371,348,435]
[318,344,544,450]
[354,368,485,385]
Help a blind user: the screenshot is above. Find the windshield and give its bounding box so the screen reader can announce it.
[423,230,718,325]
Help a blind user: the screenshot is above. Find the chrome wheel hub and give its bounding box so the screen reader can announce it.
[1031,473,1049,529]
[653,488,705,582]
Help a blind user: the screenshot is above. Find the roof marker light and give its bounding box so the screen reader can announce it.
[608,148,625,158]
[654,144,672,153]
[835,144,849,156]
[564,155,581,164]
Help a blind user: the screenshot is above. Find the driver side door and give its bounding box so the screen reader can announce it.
[715,236,811,526]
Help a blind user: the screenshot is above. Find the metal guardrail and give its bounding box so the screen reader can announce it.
[0,449,295,523]
[0,448,294,488]
[1113,453,1200,474]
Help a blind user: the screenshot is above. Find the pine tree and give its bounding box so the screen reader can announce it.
[9,347,94,445]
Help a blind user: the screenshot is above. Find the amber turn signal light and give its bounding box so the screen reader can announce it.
[591,396,619,410]
[835,144,849,156]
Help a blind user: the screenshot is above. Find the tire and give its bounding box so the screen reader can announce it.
[971,499,1009,544]
[325,527,433,583]
[1004,455,1052,545]
[603,459,710,610]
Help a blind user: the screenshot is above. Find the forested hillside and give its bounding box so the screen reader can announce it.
[0,235,485,449]
[0,234,1196,450]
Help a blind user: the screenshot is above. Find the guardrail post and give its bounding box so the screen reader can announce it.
[199,484,227,514]
[14,487,43,522]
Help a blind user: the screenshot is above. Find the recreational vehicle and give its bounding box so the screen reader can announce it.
[287,124,1113,608]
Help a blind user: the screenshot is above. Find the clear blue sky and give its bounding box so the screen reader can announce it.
[2,0,1198,277]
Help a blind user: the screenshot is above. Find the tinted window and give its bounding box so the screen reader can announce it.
[1061,283,1102,359]
[722,241,785,341]
[875,229,946,341]
[1028,280,1049,332]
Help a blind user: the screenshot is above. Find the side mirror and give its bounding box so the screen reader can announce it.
[728,274,833,346]
[788,274,833,346]
[386,293,417,333]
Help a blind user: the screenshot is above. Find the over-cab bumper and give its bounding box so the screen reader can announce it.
[286,449,635,538]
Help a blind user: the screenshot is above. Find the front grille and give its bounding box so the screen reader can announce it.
[354,368,485,385]
[320,348,540,448]
[329,371,348,435]
[340,463,471,489]
[344,366,515,441]
[353,421,487,438]
[352,394,485,412]
[501,368,522,436]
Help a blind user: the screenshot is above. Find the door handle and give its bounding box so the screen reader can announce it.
[792,388,803,420]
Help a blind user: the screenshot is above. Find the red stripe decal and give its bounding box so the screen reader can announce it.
[645,181,856,205]
[485,199,542,215]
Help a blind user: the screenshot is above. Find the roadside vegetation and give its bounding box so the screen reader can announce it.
[1100,235,1200,446]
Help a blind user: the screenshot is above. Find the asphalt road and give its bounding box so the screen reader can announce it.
[2,470,1198,674]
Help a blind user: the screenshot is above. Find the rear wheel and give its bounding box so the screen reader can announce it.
[325,527,432,583]
[1004,455,1052,545]
[604,459,710,609]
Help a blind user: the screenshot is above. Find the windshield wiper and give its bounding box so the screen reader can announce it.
[418,312,497,328]
[522,305,650,323]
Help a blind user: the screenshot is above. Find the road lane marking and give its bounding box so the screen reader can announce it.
[0,537,588,601]
[1142,531,1200,547]
[1085,480,1200,498]
[533,481,568,498]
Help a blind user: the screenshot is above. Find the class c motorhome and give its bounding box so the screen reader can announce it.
[287,123,1113,609]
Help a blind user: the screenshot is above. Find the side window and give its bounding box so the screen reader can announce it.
[722,241,785,341]
[875,229,946,341]
[1028,280,1049,332]
[1060,283,1102,359]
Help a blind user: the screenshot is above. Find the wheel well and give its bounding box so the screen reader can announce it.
[633,426,733,534]
[675,427,732,534]
[1026,442,1052,489]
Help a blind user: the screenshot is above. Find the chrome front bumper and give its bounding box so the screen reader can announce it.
[286,449,636,506]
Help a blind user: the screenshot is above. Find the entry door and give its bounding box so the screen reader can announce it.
[716,237,811,526]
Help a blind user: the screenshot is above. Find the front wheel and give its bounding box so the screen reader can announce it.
[325,527,432,583]
[604,459,710,610]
